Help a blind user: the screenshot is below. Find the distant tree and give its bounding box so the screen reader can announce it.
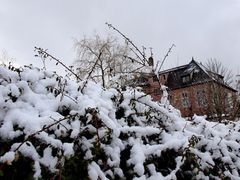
[232,75,240,119]
[73,34,150,88]
[236,75,240,96]
[205,58,234,86]
[205,59,237,120]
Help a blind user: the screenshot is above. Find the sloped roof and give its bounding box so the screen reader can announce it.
[161,59,237,92]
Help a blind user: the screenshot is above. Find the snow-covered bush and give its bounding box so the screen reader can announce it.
[1,64,240,179]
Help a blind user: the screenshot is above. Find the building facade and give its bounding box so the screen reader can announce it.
[142,59,237,119]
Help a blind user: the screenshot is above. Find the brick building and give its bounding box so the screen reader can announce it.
[141,59,237,118]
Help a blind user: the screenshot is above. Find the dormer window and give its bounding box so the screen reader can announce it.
[153,88,162,96]
[137,76,148,86]
[153,75,158,82]
[182,75,190,83]
[163,74,166,80]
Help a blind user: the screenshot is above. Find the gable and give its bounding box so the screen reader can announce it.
[162,60,211,90]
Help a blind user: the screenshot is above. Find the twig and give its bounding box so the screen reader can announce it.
[50,116,69,131]
[123,55,146,66]
[182,122,188,132]
[211,122,220,128]
[14,115,74,152]
[106,22,147,65]
[34,47,82,81]
[155,44,175,73]
[80,51,103,92]
[60,80,67,102]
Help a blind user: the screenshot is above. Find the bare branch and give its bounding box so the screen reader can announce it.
[34,47,82,81]
[106,22,147,65]
[156,44,176,73]
[205,58,234,86]
[14,115,74,152]
[80,48,103,92]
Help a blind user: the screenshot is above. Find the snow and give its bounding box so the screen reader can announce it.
[33,161,42,179]
[40,147,58,171]
[160,85,169,107]
[88,162,108,180]
[127,140,145,176]
[62,143,74,158]
[0,151,15,164]
[1,64,240,179]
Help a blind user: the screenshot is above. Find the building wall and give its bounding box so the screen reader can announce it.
[144,76,237,118]
[169,83,211,117]
[144,75,162,100]
[206,82,237,119]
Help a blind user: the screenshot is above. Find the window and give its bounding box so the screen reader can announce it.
[139,77,147,83]
[154,88,162,96]
[182,75,190,83]
[225,92,233,109]
[196,90,206,107]
[181,92,190,107]
[153,75,158,82]
[163,74,166,80]
[169,94,173,103]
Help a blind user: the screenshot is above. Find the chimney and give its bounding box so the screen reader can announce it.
[148,56,154,66]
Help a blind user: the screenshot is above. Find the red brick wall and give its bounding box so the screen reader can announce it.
[169,83,212,117]
[172,83,236,117]
[144,76,237,118]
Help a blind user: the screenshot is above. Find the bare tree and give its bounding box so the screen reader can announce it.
[236,75,240,96]
[73,34,149,88]
[205,59,237,120]
[205,58,234,86]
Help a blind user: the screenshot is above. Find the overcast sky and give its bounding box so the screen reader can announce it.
[1,0,240,74]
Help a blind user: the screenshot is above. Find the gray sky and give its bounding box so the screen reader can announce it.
[1,0,240,74]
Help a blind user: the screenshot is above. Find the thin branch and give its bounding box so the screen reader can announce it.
[14,115,74,152]
[123,55,146,66]
[52,87,78,104]
[156,44,175,73]
[34,47,82,81]
[80,50,103,92]
[129,47,145,65]
[106,22,147,64]
[50,116,68,131]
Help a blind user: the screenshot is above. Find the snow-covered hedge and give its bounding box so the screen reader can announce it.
[1,64,240,179]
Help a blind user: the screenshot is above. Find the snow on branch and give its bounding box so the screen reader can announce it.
[0,62,240,179]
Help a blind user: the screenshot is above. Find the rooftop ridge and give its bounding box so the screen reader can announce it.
[158,64,188,74]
